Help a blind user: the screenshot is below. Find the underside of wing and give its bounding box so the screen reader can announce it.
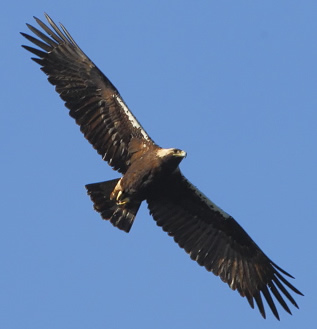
[147,171,303,319]
[21,14,154,173]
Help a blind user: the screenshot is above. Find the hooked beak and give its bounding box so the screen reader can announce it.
[173,150,187,158]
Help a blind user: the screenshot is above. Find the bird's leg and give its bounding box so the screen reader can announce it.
[110,179,129,205]
[116,190,130,205]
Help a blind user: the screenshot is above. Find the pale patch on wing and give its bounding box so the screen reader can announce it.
[183,175,231,219]
[113,94,150,141]
[156,148,174,158]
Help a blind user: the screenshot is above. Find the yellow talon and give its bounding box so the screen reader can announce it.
[117,197,129,205]
[116,190,123,201]
[116,191,129,205]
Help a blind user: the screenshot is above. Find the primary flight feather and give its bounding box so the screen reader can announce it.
[21,13,303,320]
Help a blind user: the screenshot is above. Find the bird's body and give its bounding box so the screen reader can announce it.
[88,144,187,232]
[111,146,186,207]
[21,14,303,320]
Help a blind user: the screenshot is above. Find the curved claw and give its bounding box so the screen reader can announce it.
[116,190,130,205]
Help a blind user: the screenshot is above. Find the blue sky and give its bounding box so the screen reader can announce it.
[2,1,316,328]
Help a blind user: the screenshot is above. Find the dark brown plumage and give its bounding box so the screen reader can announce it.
[21,13,303,320]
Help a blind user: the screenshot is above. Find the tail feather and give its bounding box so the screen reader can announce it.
[85,179,141,233]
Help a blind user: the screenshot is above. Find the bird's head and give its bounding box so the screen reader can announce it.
[156,148,187,159]
[156,147,187,171]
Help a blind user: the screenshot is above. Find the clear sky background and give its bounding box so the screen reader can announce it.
[2,1,316,328]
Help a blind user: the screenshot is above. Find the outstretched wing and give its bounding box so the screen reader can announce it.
[147,170,303,320]
[21,14,154,173]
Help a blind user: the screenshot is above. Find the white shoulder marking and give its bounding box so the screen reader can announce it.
[185,177,231,219]
[156,148,174,158]
[113,94,150,141]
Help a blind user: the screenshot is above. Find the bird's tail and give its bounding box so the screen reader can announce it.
[85,179,141,233]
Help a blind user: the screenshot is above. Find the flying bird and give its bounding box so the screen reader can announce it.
[21,14,303,320]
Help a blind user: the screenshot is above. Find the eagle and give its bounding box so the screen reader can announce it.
[21,14,302,320]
